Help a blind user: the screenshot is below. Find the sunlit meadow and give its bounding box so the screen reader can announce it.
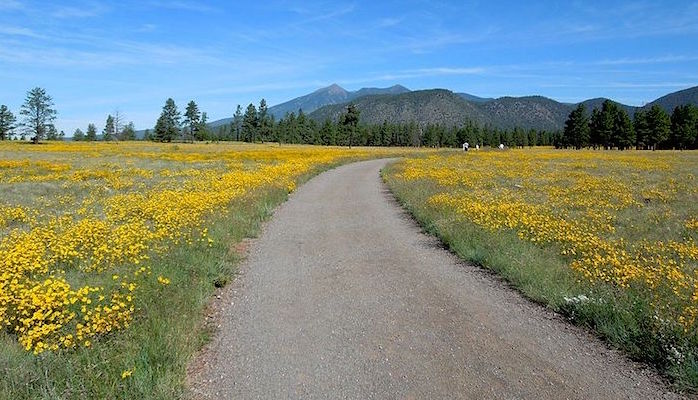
[385,148,698,386]
[0,142,418,357]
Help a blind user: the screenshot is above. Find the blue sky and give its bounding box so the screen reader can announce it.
[1,0,697,134]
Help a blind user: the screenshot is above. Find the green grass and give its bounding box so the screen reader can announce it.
[0,155,368,399]
[0,185,285,399]
[382,162,697,393]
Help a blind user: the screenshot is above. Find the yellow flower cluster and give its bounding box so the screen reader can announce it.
[396,148,698,332]
[0,143,424,354]
[0,141,422,354]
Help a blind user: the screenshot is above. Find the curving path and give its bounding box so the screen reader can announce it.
[188,159,680,399]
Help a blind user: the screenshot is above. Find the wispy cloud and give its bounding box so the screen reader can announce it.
[289,3,356,27]
[136,24,157,33]
[377,17,402,28]
[334,66,486,85]
[593,55,698,66]
[394,29,499,54]
[0,26,45,38]
[146,1,218,13]
[52,3,108,18]
[0,38,224,68]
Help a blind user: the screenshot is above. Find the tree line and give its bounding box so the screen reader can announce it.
[144,98,558,148]
[562,100,698,150]
[0,87,139,143]
[3,87,696,150]
[0,88,557,147]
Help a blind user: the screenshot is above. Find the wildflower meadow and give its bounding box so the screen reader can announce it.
[384,148,698,387]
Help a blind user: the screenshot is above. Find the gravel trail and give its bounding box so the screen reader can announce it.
[188,158,680,399]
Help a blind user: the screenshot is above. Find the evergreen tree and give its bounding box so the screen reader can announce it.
[72,128,85,141]
[20,87,57,143]
[563,104,590,149]
[633,110,650,149]
[589,101,616,149]
[196,112,210,141]
[527,129,537,147]
[645,104,670,150]
[296,109,316,144]
[241,103,258,142]
[103,115,115,141]
[86,123,97,141]
[232,105,243,141]
[183,100,200,142]
[0,105,16,140]
[46,125,58,140]
[670,105,698,150]
[513,127,527,148]
[339,103,360,148]
[154,98,181,142]
[614,108,635,150]
[121,122,136,140]
[258,99,272,143]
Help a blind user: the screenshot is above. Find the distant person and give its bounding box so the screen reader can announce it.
[475,144,479,150]
[499,143,504,149]
[463,142,469,151]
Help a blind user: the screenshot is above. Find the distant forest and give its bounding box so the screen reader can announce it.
[2,88,697,150]
[561,100,698,150]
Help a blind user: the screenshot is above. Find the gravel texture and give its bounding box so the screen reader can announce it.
[188,158,681,399]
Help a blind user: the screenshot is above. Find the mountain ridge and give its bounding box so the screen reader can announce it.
[143,84,698,136]
[306,85,698,131]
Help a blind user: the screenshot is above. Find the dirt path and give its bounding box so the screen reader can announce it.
[188,159,680,399]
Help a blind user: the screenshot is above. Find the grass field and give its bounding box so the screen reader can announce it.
[383,148,698,390]
[3,142,697,396]
[0,141,423,399]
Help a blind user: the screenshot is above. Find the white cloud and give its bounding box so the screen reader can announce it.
[593,55,698,66]
[146,1,218,13]
[0,26,45,38]
[52,4,108,18]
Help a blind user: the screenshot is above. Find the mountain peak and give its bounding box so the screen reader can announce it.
[323,83,348,95]
[389,84,410,91]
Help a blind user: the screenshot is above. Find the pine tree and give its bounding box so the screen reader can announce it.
[184,100,201,142]
[154,98,181,142]
[527,129,537,147]
[258,99,271,143]
[46,125,58,140]
[614,109,635,150]
[633,110,650,149]
[103,115,115,141]
[670,105,698,150]
[20,87,57,143]
[319,119,336,145]
[86,123,97,141]
[73,128,85,141]
[121,122,136,140]
[339,103,360,148]
[241,103,258,142]
[0,105,16,140]
[196,112,210,141]
[645,104,670,150]
[589,101,617,149]
[232,105,243,141]
[563,104,590,149]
